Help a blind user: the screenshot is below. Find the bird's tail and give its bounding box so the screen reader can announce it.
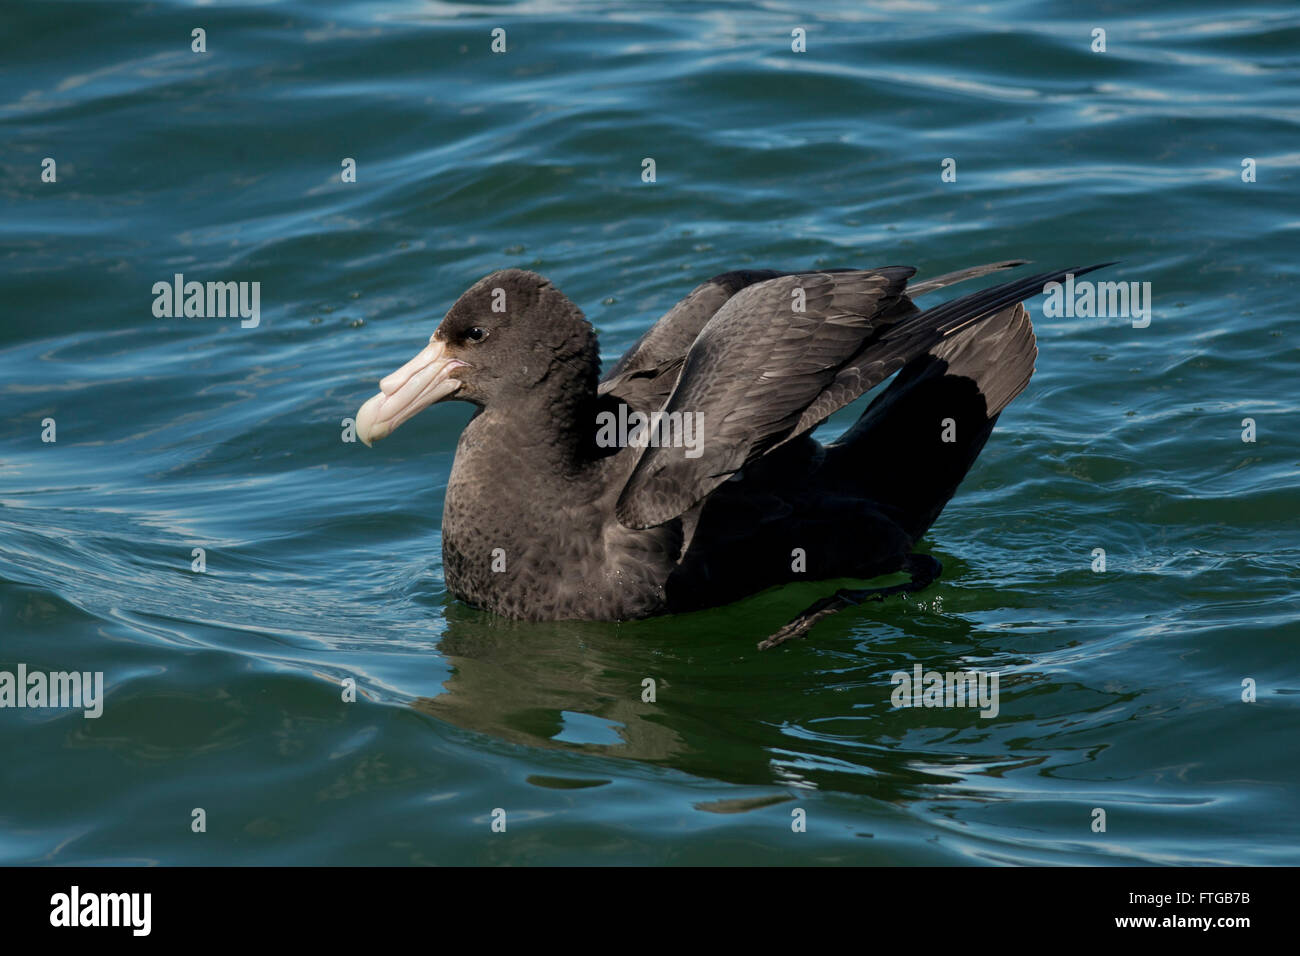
[824,301,1036,543]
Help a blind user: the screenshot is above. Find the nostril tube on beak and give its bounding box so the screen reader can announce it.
[381,340,447,395]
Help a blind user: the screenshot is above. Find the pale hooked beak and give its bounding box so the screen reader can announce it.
[355,336,467,446]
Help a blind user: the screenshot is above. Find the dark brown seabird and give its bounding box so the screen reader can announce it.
[356,260,1106,647]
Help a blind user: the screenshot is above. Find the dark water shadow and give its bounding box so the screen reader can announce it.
[411,586,1135,805]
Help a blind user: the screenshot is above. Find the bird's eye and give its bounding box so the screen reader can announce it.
[465,327,488,342]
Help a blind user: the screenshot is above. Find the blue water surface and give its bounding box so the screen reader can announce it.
[1,0,1298,864]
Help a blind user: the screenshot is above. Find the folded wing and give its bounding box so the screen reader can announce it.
[615,267,915,528]
[615,262,1110,529]
[598,270,785,411]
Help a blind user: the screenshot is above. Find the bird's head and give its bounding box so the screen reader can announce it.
[355,269,597,445]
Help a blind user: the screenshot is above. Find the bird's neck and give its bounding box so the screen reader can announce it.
[461,376,604,481]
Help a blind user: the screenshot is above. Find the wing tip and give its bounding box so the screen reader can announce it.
[1068,261,1119,277]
